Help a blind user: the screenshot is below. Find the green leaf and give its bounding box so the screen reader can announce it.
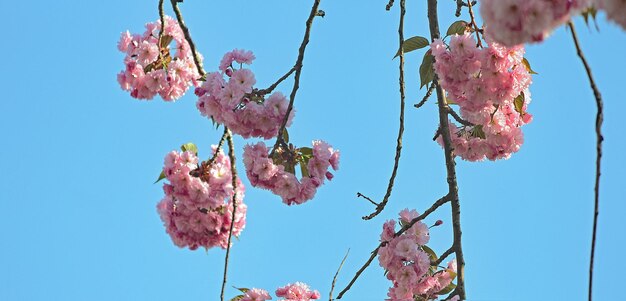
[471,125,486,139]
[394,36,430,58]
[521,58,538,75]
[299,147,313,159]
[159,35,174,48]
[154,170,166,184]
[282,128,290,143]
[446,20,468,37]
[419,50,435,89]
[229,295,244,301]
[233,287,249,294]
[180,142,198,155]
[437,282,456,295]
[422,245,438,263]
[514,92,525,115]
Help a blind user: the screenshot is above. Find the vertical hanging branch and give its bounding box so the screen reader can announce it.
[220,129,239,301]
[567,21,603,301]
[427,0,466,299]
[359,0,406,221]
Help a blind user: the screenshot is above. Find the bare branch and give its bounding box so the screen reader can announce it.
[220,129,239,301]
[567,21,603,301]
[433,246,455,267]
[386,0,395,10]
[361,0,406,221]
[169,0,205,77]
[329,249,350,301]
[415,82,435,109]
[465,0,483,47]
[447,106,473,127]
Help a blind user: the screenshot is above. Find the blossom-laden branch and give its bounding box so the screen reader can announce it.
[271,0,323,154]
[567,21,603,301]
[428,0,465,298]
[358,0,406,221]
[220,129,240,301]
[335,194,451,299]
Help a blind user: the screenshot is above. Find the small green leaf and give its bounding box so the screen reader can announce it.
[521,58,538,75]
[514,92,525,115]
[299,147,313,158]
[422,245,438,263]
[471,125,486,139]
[282,128,290,143]
[394,36,430,58]
[229,295,244,301]
[154,170,166,184]
[181,142,198,155]
[446,20,468,37]
[159,35,174,48]
[234,287,249,294]
[437,282,456,295]
[419,50,435,89]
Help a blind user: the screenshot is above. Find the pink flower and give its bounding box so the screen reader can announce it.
[241,288,272,301]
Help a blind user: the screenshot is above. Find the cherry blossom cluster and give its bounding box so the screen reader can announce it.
[431,33,533,161]
[595,0,626,29]
[240,282,321,301]
[196,49,294,139]
[156,147,246,250]
[479,0,592,46]
[243,140,339,205]
[117,16,201,101]
[378,209,458,301]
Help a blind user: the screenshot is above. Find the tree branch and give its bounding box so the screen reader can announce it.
[329,249,350,301]
[447,106,473,127]
[567,21,603,301]
[220,129,239,301]
[169,0,205,77]
[428,0,466,298]
[415,82,435,109]
[360,0,406,221]
[433,245,455,267]
[271,0,323,153]
[336,194,451,299]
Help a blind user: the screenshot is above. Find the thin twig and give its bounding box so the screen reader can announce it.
[567,21,603,301]
[433,246,455,266]
[257,67,297,96]
[356,192,378,206]
[415,82,435,109]
[329,249,350,301]
[271,0,323,154]
[157,0,166,65]
[220,129,239,301]
[454,0,477,17]
[336,194,451,299]
[169,0,205,77]
[428,0,466,298]
[466,0,483,48]
[361,0,406,221]
[386,0,395,10]
[207,127,229,166]
[447,107,473,126]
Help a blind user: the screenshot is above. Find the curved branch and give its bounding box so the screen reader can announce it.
[567,21,603,301]
[360,0,406,221]
[220,129,239,301]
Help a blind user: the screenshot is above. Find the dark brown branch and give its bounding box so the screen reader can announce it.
[257,67,297,96]
[465,0,483,48]
[271,0,323,153]
[447,107,473,127]
[433,246,455,267]
[454,0,477,17]
[157,0,166,65]
[428,0,466,298]
[169,0,205,77]
[567,21,603,301]
[361,0,406,221]
[220,129,239,301]
[356,192,378,206]
[386,0,395,10]
[336,194,451,299]
[207,127,229,166]
[415,82,435,109]
[329,249,350,301]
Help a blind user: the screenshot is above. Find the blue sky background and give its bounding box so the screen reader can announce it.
[1,1,625,300]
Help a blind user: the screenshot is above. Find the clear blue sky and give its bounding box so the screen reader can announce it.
[1,1,625,300]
